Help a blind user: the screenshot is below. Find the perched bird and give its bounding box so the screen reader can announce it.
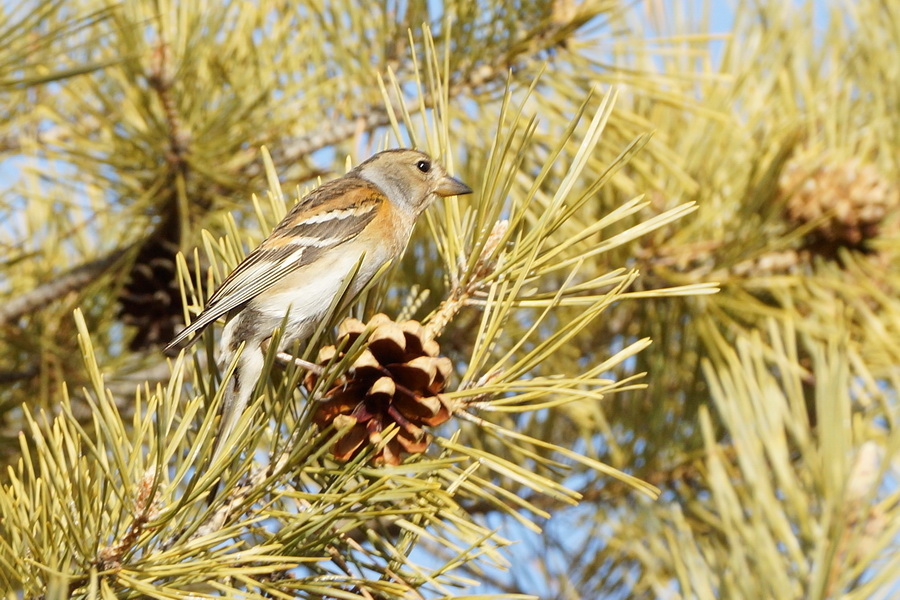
[165,149,472,466]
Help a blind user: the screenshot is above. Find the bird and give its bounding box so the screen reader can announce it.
[165,148,472,470]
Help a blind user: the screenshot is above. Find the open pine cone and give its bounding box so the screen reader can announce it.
[781,156,899,255]
[305,314,454,466]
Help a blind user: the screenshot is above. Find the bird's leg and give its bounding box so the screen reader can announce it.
[261,338,325,375]
[276,351,324,374]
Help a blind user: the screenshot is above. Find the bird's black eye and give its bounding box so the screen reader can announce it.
[416,160,431,173]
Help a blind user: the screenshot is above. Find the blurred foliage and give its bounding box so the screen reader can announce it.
[1,0,899,598]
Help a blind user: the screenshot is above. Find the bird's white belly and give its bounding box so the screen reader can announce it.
[248,243,379,347]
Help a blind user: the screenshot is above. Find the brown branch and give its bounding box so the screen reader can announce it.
[95,469,160,571]
[0,116,100,154]
[423,220,508,341]
[147,39,190,172]
[0,366,38,383]
[0,247,131,325]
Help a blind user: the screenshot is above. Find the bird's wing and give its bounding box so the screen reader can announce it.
[165,177,384,351]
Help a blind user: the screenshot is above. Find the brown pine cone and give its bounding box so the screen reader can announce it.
[305,314,454,466]
[781,155,899,256]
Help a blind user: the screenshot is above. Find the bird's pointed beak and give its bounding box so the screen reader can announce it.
[435,175,473,197]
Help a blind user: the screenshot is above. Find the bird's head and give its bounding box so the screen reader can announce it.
[354,148,473,216]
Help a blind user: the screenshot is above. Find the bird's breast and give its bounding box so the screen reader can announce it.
[248,238,392,330]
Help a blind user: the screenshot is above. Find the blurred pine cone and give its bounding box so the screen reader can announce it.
[117,216,185,351]
[781,156,899,256]
[305,314,454,466]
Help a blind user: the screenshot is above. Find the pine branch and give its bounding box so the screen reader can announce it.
[0,248,130,325]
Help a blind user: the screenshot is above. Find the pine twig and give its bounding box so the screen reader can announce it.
[423,220,508,342]
[0,248,131,325]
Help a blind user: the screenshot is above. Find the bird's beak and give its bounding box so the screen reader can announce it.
[435,175,473,197]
